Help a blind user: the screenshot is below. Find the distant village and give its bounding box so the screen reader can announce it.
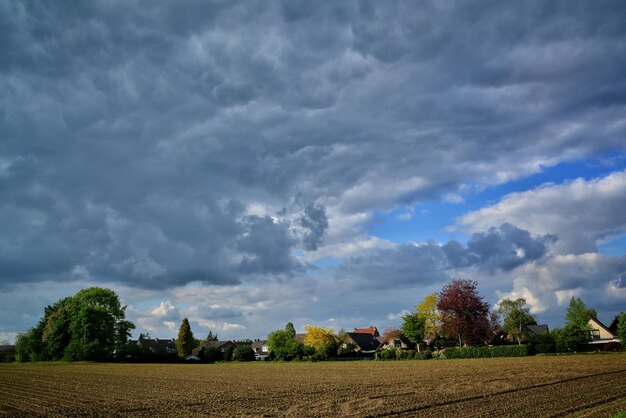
[1,282,624,363]
[113,280,623,363]
[115,313,621,364]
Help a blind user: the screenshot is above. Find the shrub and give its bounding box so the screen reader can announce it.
[415,351,432,360]
[223,346,234,361]
[375,349,397,361]
[337,343,356,357]
[553,324,592,353]
[315,341,337,360]
[202,347,223,363]
[271,339,305,361]
[440,345,528,359]
[303,345,316,357]
[526,332,556,355]
[232,345,255,362]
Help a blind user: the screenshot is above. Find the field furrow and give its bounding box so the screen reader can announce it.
[1,354,625,417]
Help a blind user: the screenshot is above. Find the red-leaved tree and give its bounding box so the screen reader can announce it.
[437,279,493,346]
[382,327,403,342]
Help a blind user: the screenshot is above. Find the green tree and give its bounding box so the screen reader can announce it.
[566,297,595,326]
[401,312,425,350]
[556,297,593,352]
[267,324,303,361]
[232,345,255,361]
[335,329,355,356]
[553,325,591,353]
[206,330,218,342]
[223,345,234,361]
[202,347,223,363]
[285,322,296,338]
[14,287,134,362]
[14,329,43,362]
[176,318,195,358]
[616,312,626,350]
[526,331,556,355]
[495,298,536,344]
[335,328,349,346]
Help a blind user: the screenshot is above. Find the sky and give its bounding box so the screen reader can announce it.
[2,1,626,343]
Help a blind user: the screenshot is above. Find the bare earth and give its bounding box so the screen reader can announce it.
[1,354,625,417]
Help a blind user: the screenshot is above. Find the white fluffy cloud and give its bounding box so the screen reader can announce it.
[493,252,626,324]
[458,170,626,254]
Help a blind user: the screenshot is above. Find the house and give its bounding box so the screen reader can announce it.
[191,340,238,357]
[128,337,176,354]
[379,335,412,350]
[344,332,382,355]
[251,340,269,358]
[522,324,549,337]
[587,317,620,348]
[152,338,176,353]
[352,326,380,337]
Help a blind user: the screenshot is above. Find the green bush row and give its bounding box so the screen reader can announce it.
[439,345,528,359]
[374,349,433,361]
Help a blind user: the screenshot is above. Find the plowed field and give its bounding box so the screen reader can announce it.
[1,354,625,417]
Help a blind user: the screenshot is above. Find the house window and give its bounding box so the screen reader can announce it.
[394,339,401,348]
[590,329,601,340]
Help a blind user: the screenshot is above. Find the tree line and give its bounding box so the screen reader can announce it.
[7,282,626,363]
[398,279,625,355]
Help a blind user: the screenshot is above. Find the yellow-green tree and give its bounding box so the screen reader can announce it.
[417,293,441,336]
[304,325,335,350]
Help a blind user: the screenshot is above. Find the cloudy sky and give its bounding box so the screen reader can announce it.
[2,1,626,343]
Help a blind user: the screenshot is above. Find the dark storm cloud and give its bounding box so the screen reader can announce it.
[465,224,557,271]
[335,242,449,289]
[2,1,626,290]
[237,215,303,276]
[300,203,329,251]
[337,224,554,288]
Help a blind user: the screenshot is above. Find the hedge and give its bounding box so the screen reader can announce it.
[375,349,397,361]
[440,345,528,359]
[375,349,434,360]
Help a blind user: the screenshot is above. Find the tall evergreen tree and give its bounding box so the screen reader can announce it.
[617,312,626,350]
[285,322,296,338]
[176,318,195,357]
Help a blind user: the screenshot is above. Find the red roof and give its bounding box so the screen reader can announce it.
[353,327,379,337]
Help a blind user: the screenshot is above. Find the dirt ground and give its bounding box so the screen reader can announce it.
[1,354,625,417]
